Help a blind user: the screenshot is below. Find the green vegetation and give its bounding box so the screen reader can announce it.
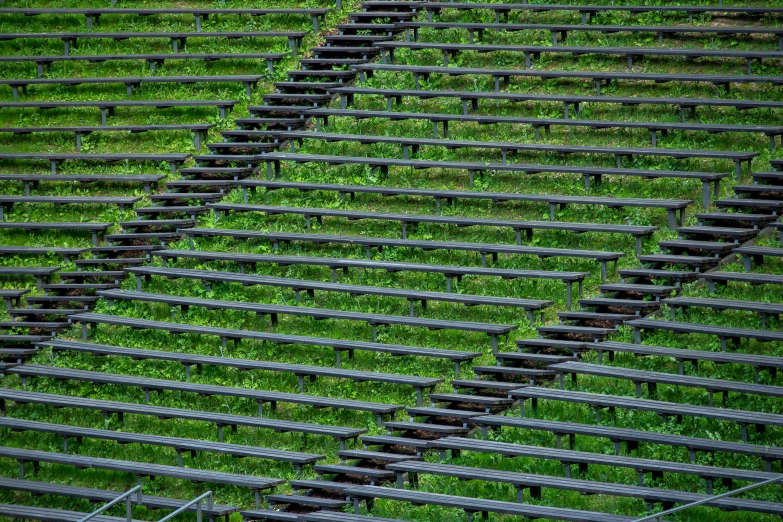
[1,1,783,521]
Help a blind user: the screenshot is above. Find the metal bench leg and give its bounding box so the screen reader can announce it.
[701,182,711,208]
[666,210,677,229]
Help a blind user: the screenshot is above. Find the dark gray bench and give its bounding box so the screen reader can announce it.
[734,246,783,271]
[240,178,691,228]
[0,246,85,262]
[663,296,783,329]
[0,75,265,100]
[0,124,214,151]
[262,151,724,207]
[471,415,783,472]
[342,484,636,522]
[0,221,111,246]
[352,63,783,99]
[97,289,519,350]
[0,503,146,522]
[512,387,783,442]
[0,197,138,220]
[0,446,283,505]
[3,53,286,77]
[1,100,239,123]
[399,21,783,49]
[0,477,241,522]
[625,318,783,351]
[7,364,404,423]
[412,2,783,24]
[127,266,553,322]
[43,339,443,405]
[181,227,625,280]
[0,289,28,310]
[0,389,366,450]
[0,8,330,31]
[385,460,783,515]
[548,361,783,406]
[210,202,657,255]
[430,436,776,493]
[0,173,166,195]
[378,40,783,74]
[310,106,783,153]
[70,312,481,375]
[0,152,188,174]
[0,267,59,290]
[0,31,305,55]
[590,340,783,383]
[0,417,324,474]
[154,249,587,307]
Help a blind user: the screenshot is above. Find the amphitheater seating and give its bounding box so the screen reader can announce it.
[0,478,242,521]
[0,389,366,449]
[180,228,626,281]
[239,179,693,227]
[44,339,444,404]
[399,21,783,49]
[0,8,331,31]
[512,387,781,442]
[0,153,189,173]
[625,318,783,351]
[353,63,783,97]
[262,152,724,207]
[1,75,266,100]
[153,249,588,307]
[379,41,783,73]
[127,266,554,321]
[0,174,166,195]
[6,364,404,422]
[1,100,240,123]
[70,312,482,374]
[308,107,783,152]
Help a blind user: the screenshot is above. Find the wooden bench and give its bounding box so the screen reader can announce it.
[591,340,783,383]
[211,203,658,255]
[0,477,240,522]
[262,151,725,207]
[625,318,783,351]
[1,99,239,123]
[0,152,188,174]
[0,503,147,522]
[472,415,783,472]
[0,289,28,310]
[0,389,365,450]
[0,267,59,290]
[0,75,265,100]
[154,249,587,307]
[240,177,692,227]
[44,339,443,405]
[0,124,214,151]
[70,312,481,376]
[734,246,783,271]
[342,485,636,522]
[379,40,783,75]
[3,53,286,77]
[412,2,783,24]
[7,364,404,423]
[430,436,776,493]
[0,173,166,195]
[97,289,519,350]
[512,387,783,442]
[399,21,783,49]
[128,266,553,322]
[0,417,324,474]
[310,106,783,153]
[0,31,306,55]
[0,197,138,220]
[663,296,783,329]
[548,361,783,406]
[181,227,625,281]
[352,63,783,100]
[0,446,283,506]
[0,8,330,31]
[386,460,783,515]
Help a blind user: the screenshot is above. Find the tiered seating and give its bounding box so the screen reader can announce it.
[2,0,783,520]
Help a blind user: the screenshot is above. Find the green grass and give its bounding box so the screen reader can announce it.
[2,1,783,521]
